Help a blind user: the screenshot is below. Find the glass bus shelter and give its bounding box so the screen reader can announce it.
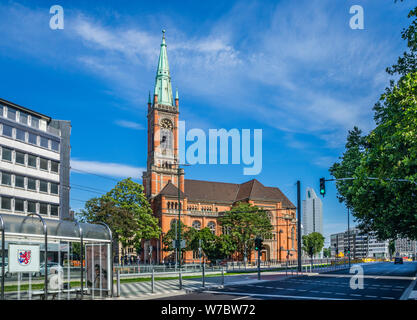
[0,213,113,300]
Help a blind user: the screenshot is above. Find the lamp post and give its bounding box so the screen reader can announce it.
[177,164,190,268]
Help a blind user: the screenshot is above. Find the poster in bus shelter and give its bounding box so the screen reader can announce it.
[85,244,109,291]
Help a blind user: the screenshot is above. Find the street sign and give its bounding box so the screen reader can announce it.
[172,240,186,248]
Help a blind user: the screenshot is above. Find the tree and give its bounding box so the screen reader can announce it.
[187,228,237,264]
[162,220,189,263]
[218,202,273,262]
[323,247,332,258]
[78,178,161,258]
[389,240,396,259]
[302,232,325,269]
[330,4,417,241]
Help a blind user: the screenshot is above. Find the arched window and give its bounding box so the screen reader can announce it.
[192,220,201,230]
[207,221,216,234]
[291,227,295,249]
[170,219,178,230]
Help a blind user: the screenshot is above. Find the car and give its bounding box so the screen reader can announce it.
[394,257,403,264]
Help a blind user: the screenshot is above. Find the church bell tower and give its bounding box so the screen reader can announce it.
[142,30,183,199]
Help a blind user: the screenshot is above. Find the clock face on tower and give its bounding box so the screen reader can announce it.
[160,118,173,152]
[160,118,173,129]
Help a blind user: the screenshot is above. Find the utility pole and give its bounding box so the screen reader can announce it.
[297,180,302,272]
[177,166,183,268]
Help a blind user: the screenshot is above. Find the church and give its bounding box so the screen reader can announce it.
[141,31,298,264]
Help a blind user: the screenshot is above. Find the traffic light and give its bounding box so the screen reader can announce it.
[319,178,326,197]
[255,237,263,251]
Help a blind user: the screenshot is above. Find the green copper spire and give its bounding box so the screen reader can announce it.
[154,30,174,106]
[148,91,151,104]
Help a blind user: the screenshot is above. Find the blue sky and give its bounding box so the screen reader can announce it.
[0,0,414,245]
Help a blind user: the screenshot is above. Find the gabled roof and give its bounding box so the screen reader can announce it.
[159,181,187,199]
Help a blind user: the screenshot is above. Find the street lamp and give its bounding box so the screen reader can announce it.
[177,164,191,268]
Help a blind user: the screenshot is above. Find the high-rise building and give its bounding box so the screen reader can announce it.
[302,187,323,236]
[0,98,71,220]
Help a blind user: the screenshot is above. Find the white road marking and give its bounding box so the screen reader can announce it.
[203,291,353,300]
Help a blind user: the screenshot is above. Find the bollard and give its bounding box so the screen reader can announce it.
[221,267,225,286]
[116,269,120,297]
[179,269,182,290]
[151,267,154,293]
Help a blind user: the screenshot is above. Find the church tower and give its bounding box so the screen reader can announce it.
[143,30,183,199]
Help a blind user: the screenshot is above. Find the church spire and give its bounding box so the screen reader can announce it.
[154,30,174,106]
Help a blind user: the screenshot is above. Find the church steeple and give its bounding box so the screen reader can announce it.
[154,30,174,106]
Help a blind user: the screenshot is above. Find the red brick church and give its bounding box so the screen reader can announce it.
[141,31,297,264]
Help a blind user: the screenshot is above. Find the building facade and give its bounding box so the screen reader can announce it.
[0,98,71,220]
[141,32,298,264]
[330,229,417,259]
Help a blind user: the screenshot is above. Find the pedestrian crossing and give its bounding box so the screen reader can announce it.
[119,278,223,298]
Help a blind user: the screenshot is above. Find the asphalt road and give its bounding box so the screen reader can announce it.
[159,262,417,300]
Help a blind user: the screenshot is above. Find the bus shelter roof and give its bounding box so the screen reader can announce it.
[0,214,111,242]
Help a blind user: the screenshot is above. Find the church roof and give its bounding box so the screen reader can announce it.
[181,178,295,208]
[159,181,187,199]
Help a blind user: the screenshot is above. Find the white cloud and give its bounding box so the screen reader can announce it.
[115,120,144,130]
[71,159,145,178]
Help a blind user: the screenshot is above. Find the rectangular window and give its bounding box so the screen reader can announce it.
[50,204,58,216]
[1,172,11,186]
[19,112,28,125]
[27,201,36,213]
[31,116,39,129]
[15,151,25,165]
[51,161,59,173]
[14,199,24,212]
[40,136,49,149]
[16,128,25,142]
[1,197,11,210]
[51,140,59,151]
[39,203,48,215]
[28,155,37,168]
[15,175,24,188]
[39,180,48,193]
[2,124,12,137]
[2,147,12,161]
[7,108,16,121]
[27,178,36,191]
[40,158,48,171]
[0,105,3,117]
[28,132,37,145]
[50,182,58,195]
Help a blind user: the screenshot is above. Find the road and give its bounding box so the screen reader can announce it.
[158,262,417,300]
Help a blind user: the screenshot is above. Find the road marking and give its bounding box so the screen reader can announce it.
[381,297,395,299]
[365,295,377,298]
[233,296,251,300]
[202,291,353,300]
[350,294,361,297]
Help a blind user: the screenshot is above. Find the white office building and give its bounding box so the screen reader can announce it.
[0,98,71,220]
[302,187,323,236]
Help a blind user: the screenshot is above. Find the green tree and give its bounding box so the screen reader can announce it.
[323,247,332,258]
[187,228,237,264]
[330,4,417,241]
[218,202,273,262]
[389,240,396,259]
[302,232,325,269]
[78,178,161,257]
